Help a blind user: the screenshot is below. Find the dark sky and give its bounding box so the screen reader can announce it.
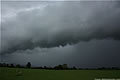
[0,1,120,68]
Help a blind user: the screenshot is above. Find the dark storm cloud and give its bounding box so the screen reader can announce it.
[2,39,120,68]
[1,1,120,54]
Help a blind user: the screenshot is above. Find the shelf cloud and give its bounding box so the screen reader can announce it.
[1,1,120,54]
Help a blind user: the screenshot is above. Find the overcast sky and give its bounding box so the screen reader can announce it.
[0,1,120,68]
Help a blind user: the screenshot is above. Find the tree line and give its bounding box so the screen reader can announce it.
[0,62,31,68]
[0,62,120,70]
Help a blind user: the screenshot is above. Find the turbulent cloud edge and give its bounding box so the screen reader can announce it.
[1,2,120,54]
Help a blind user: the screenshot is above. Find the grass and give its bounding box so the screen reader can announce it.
[0,67,120,80]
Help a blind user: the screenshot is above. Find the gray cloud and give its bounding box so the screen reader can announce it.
[1,1,120,54]
[2,39,120,68]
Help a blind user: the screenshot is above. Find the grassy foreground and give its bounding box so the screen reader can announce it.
[0,67,120,80]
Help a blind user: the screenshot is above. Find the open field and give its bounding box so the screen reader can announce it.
[0,67,120,80]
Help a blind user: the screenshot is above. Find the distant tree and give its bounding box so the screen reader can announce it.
[39,67,43,69]
[58,65,63,69]
[79,68,82,70]
[44,66,47,69]
[6,64,9,67]
[3,63,7,67]
[54,65,63,70]
[26,62,31,68]
[10,64,15,67]
[72,66,77,70]
[16,64,21,68]
[0,63,4,67]
[54,64,69,70]
[0,63,2,67]
[62,64,68,69]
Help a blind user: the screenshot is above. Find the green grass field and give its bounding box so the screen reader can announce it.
[0,67,120,80]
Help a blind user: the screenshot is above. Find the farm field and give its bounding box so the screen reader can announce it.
[0,67,120,80]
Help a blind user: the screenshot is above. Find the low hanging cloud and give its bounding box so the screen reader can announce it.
[1,1,120,54]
